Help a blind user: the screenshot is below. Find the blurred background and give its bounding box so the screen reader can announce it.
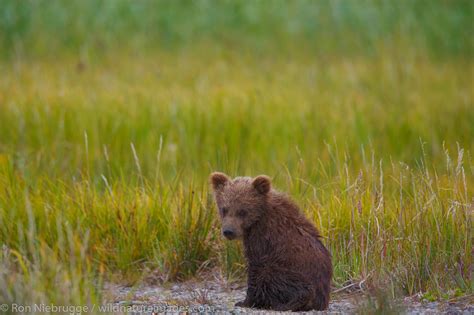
[1,0,473,57]
[0,0,472,306]
[1,0,472,179]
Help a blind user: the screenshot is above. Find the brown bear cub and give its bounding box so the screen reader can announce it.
[210,172,332,311]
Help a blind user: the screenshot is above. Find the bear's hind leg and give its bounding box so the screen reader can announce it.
[270,289,313,312]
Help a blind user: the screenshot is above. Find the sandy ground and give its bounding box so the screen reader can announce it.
[103,280,473,314]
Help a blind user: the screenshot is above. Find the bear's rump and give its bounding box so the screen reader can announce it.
[248,264,315,308]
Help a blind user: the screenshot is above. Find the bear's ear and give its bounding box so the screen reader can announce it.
[210,172,230,191]
[252,175,271,195]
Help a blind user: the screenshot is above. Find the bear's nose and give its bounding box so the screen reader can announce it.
[223,229,235,239]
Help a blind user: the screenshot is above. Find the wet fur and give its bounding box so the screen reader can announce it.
[210,173,332,311]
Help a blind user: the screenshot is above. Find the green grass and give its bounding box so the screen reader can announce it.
[0,0,473,309]
[1,0,473,57]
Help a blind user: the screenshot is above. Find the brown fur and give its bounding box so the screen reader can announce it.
[210,172,332,311]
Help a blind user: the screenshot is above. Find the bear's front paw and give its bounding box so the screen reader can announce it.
[235,300,248,308]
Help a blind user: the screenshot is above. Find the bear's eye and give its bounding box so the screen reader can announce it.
[237,209,247,218]
[220,207,228,216]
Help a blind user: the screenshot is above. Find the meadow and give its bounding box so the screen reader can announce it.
[0,0,473,309]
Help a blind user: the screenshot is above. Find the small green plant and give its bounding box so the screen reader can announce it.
[422,292,437,302]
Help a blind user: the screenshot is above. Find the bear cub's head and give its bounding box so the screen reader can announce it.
[210,172,271,240]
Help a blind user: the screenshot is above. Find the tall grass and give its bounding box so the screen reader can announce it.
[0,0,472,307]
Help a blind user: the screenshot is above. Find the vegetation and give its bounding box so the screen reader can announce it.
[0,0,472,309]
